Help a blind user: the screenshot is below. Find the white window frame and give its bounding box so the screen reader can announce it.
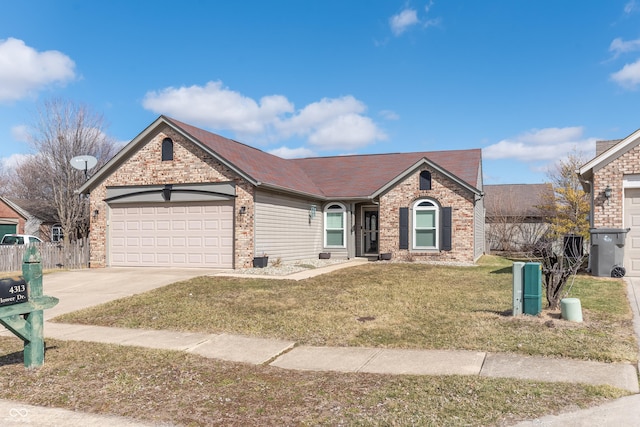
[324,203,347,248]
[51,224,63,242]
[413,199,439,250]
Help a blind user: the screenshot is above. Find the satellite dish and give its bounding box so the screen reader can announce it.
[70,155,98,179]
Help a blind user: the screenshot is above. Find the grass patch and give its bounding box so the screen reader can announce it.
[55,256,638,362]
[0,337,629,426]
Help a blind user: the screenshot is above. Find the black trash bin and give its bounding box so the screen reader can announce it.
[589,228,630,277]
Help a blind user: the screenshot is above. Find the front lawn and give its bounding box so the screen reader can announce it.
[54,256,638,362]
[0,338,628,426]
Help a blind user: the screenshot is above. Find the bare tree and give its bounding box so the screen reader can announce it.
[487,208,524,253]
[485,184,552,253]
[536,239,587,310]
[531,151,590,310]
[12,99,118,241]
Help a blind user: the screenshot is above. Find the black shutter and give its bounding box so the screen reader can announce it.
[441,207,452,251]
[399,207,409,249]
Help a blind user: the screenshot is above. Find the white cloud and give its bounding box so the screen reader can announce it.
[308,113,387,150]
[611,59,640,89]
[483,127,596,161]
[143,81,293,135]
[625,0,638,14]
[143,82,386,152]
[0,38,75,102]
[389,3,441,36]
[379,109,400,120]
[390,9,419,36]
[1,153,31,171]
[423,17,442,28]
[268,146,316,159]
[609,37,640,58]
[277,96,365,135]
[10,125,29,142]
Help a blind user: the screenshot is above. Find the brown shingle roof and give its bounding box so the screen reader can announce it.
[484,184,552,218]
[168,117,482,199]
[291,150,481,198]
[166,117,325,196]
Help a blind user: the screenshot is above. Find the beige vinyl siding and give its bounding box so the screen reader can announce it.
[255,191,324,261]
[474,197,485,260]
[474,166,485,261]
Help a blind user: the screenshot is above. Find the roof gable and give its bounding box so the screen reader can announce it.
[0,196,29,220]
[0,197,57,223]
[165,117,324,197]
[291,149,482,199]
[81,116,483,200]
[579,129,640,181]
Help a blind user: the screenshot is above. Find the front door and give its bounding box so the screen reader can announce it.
[362,208,379,255]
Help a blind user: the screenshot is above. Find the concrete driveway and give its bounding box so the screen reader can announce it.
[39,268,217,320]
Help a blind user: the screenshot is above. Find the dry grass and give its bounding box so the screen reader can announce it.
[55,256,638,362]
[0,337,628,426]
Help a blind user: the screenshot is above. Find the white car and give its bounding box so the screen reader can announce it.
[0,234,43,245]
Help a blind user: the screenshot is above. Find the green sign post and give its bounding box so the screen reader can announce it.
[0,246,59,368]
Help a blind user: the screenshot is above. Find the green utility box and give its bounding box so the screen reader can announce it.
[523,262,542,316]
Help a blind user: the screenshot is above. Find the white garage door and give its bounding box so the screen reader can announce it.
[624,188,640,277]
[109,202,233,268]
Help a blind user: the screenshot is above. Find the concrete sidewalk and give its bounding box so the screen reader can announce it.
[1,262,640,426]
[40,322,639,393]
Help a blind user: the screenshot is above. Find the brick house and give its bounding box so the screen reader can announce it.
[578,129,640,276]
[0,196,28,239]
[79,116,485,269]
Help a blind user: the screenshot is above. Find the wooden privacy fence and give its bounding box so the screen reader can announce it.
[0,239,89,272]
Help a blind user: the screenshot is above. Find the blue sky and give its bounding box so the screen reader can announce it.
[1,1,640,185]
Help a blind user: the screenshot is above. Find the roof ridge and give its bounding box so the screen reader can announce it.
[164,116,326,197]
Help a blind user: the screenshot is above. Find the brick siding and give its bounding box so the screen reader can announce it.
[592,143,640,228]
[88,125,255,268]
[0,200,25,234]
[378,167,477,262]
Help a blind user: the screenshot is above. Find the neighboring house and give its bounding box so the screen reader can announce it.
[0,197,61,242]
[78,116,485,269]
[484,184,553,252]
[0,196,28,240]
[578,130,640,276]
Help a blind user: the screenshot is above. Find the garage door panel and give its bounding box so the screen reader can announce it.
[204,220,219,230]
[188,237,203,246]
[156,237,170,247]
[126,253,141,263]
[188,221,203,230]
[109,202,233,268]
[172,237,187,247]
[141,237,155,247]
